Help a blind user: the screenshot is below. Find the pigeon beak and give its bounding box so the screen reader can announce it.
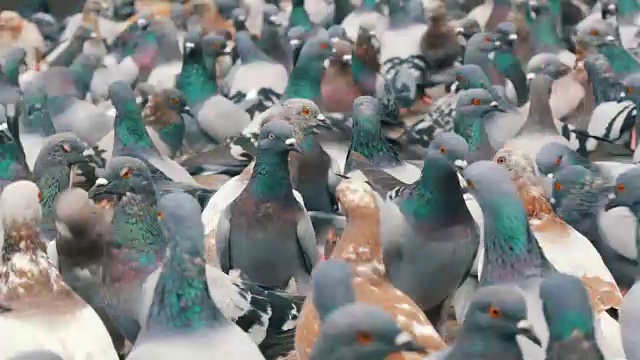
[285,137,301,153]
[618,91,627,102]
[489,101,499,108]
[517,320,542,347]
[106,107,117,117]
[342,54,352,64]
[455,27,464,35]
[268,14,279,24]
[290,39,302,47]
[223,46,233,55]
[323,58,331,69]
[508,33,518,40]
[454,159,468,170]
[526,72,536,81]
[315,113,334,130]
[394,332,426,353]
[183,106,195,117]
[451,81,459,93]
[488,51,495,61]
[549,197,556,205]
[606,35,616,42]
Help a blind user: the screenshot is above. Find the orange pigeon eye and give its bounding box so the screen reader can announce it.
[485,36,492,42]
[555,156,563,165]
[37,192,42,202]
[301,106,311,116]
[590,29,600,36]
[617,183,626,192]
[120,167,133,179]
[439,146,446,154]
[171,97,180,105]
[465,179,474,188]
[472,98,481,105]
[356,331,373,344]
[555,182,562,191]
[488,306,501,318]
[627,87,633,94]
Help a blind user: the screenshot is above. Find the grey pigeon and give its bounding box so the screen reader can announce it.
[427,132,471,170]
[311,259,357,321]
[128,192,265,360]
[461,161,556,359]
[87,156,167,344]
[380,148,478,326]
[310,303,426,360]
[540,273,605,360]
[426,285,541,360]
[216,120,319,291]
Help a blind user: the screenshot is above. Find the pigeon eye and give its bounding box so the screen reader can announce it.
[590,29,600,36]
[61,143,71,153]
[37,192,42,202]
[465,179,474,188]
[456,75,463,81]
[157,211,164,219]
[472,98,481,105]
[171,97,180,105]
[617,183,626,192]
[321,42,329,49]
[488,306,501,318]
[496,156,506,164]
[439,146,446,154]
[555,182,562,191]
[627,87,633,94]
[121,167,133,179]
[212,42,219,50]
[356,331,373,344]
[555,156,562,165]
[484,36,492,42]
[268,133,275,140]
[301,106,311,116]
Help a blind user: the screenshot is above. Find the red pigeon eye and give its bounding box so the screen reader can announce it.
[617,184,626,192]
[321,43,329,49]
[555,182,563,191]
[485,36,492,42]
[457,75,463,81]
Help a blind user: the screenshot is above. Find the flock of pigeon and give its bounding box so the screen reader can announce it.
[3,0,640,358]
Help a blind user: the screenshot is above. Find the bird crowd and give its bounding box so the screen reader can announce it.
[2,0,640,358]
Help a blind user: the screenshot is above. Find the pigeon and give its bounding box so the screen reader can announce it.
[32,133,98,240]
[177,31,251,144]
[216,120,319,291]
[0,105,30,186]
[284,29,332,105]
[618,74,640,162]
[461,161,554,359]
[340,0,388,42]
[426,285,542,360]
[489,22,528,106]
[141,88,189,158]
[0,11,44,69]
[540,273,605,360]
[99,80,196,184]
[88,156,168,343]
[310,302,426,360]
[502,73,569,160]
[258,4,292,72]
[345,96,420,183]
[523,0,576,67]
[128,192,266,360]
[419,6,464,83]
[0,180,118,359]
[295,181,446,360]
[139,191,305,359]
[379,148,479,325]
[43,23,97,68]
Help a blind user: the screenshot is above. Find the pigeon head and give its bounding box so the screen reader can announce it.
[311,303,426,360]
[540,273,596,344]
[288,26,307,50]
[279,98,332,132]
[355,27,381,58]
[575,20,616,49]
[263,4,282,26]
[493,148,539,181]
[202,33,231,59]
[463,285,542,347]
[336,179,378,217]
[231,7,248,30]
[89,156,154,202]
[352,96,383,132]
[311,259,356,321]
[549,165,596,209]
[600,0,617,19]
[462,160,521,202]
[455,18,481,40]
[584,53,615,80]
[328,25,347,43]
[606,166,640,211]
[454,64,491,92]
[494,21,518,47]
[182,29,203,56]
[620,73,640,103]
[257,120,301,154]
[535,142,574,176]
[33,133,93,170]
[108,81,139,113]
[71,23,98,42]
[157,192,204,257]
[466,32,497,56]
[428,132,470,170]
[297,30,332,64]
[54,188,107,265]
[0,180,41,231]
[455,88,503,117]
[144,88,191,120]
[526,53,571,81]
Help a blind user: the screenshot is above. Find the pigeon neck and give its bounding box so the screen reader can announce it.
[155,120,186,158]
[290,1,313,31]
[598,44,640,78]
[1,60,20,87]
[346,120,400,171]
[492,51,529,106]
[177,49,218,106]
[545,310,596,348]
[236,31,271,63]
[590,74,620,104]
[45,95,75,118]
[113,101,157,154]
[520,83,555,135]
[399,162,468,222]
[148,249,225,331]
[350,49,377,89]
[35,167,72,233]
[529,13,563,53]
[453,326,524,359]
[0,137,28,182]
[479,196,551,285]
[454,111,491,154]
[286,55,324,100]
[333,207,382,264]
[23,96,56,136]
[250,150,294,200]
